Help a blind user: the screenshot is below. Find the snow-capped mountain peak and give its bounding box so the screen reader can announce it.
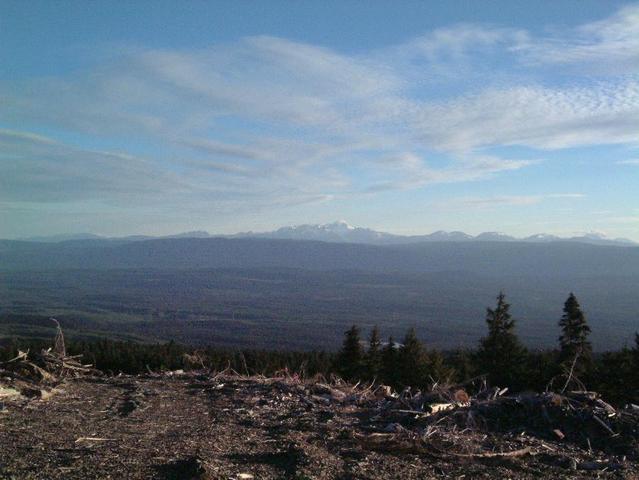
[332,220,355,230]
[237,223,637,246]
[524,233,562,242]
[263,221,391,243]
[474,232,516,242]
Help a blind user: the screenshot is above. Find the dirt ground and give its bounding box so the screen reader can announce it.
[0,373,637,479]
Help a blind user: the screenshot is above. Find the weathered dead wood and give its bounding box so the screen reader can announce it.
[429,446,533,459]
[591,414,616,436]
[51,318,66,357]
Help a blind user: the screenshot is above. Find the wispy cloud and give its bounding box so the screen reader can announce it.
[0,128,198,203]
[1,4,637,224]
[443,193,585,209]
[617,158,639,165]
[514,4,639,73]
[0,128,336,214]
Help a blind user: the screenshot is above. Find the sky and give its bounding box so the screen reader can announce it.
[1,1,638,240]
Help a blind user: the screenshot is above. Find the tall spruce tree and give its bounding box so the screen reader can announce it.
[381,336,398,386]
[632,333,639,392]
[558,293,592,372]
[476,292,527,389]
[397,328,428,389]
[365,326,383,379]
[336,325,363,380]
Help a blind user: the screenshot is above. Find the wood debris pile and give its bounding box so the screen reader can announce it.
[0,319,96,401]
[218,370,639,467]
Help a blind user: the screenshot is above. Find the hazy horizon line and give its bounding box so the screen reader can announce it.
[4,221,638,244]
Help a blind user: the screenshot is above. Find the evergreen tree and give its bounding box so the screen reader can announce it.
[632,333,639,395]
[593,348,635,405]
[365,326,383,379]
[336,325,363,380]
[525,350,559,393]
[633,333,639,365]
[476,292,527,389]
[558,293,592,373]
[448,349,476,383]
[381,336,399,386]
[425,349,454,383]
[397,328,428,389]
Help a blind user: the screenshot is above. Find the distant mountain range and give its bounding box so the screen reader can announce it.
[235,221,638,246]
[17,221,638,247]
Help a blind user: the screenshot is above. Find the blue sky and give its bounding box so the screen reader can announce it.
[1,1,638,239]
